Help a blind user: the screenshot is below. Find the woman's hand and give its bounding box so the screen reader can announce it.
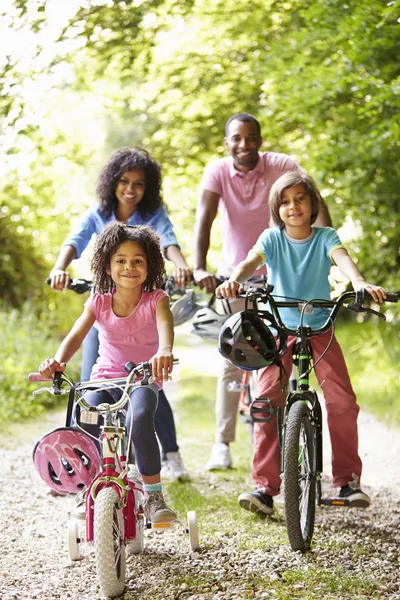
[39,358,66,379]
[172,267,192,289]
[49,269,71,291]
[216,280,243,300]
[150,351,174,383]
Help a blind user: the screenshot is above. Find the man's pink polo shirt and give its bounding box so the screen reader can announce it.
[200,151,303,275]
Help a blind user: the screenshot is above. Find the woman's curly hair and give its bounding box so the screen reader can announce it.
[97,147,163,218]
[92,222,166,293]
[269,171,321,227]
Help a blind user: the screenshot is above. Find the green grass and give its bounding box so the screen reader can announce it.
[335,320,400,426]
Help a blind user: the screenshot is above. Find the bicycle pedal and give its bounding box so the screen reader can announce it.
[151,521,174,530]
[320,497,350,507]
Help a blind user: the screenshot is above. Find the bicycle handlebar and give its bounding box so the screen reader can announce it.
[241,285,398,337]
[46,277,93,294]
[28,359,179,412]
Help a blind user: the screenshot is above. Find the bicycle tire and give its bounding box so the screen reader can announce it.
[284,400,316,552]
[94,487,126,598]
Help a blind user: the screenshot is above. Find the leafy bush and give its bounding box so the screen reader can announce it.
[0,300,84,427]
[336,319,400,426]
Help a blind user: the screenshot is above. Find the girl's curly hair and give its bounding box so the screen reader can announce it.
[91,222,166,293]
[269,171,321,227]
[97,148,163,218]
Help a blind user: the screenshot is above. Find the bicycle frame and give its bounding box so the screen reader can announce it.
[280,334,323,502]
[85,411,143,544]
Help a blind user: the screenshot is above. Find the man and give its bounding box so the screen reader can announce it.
[194,113,331,470]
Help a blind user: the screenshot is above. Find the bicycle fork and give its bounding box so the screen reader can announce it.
[280,335,324,503]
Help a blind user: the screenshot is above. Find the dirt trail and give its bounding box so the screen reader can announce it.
[1,334,399,600]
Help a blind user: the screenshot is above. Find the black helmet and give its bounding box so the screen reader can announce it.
[218,311,285,371]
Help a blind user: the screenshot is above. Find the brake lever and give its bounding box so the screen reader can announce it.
[347,304,386,320]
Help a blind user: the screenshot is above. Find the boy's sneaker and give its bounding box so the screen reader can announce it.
[339,486,371,508]
[238,488,274,515]
[162,451,189,482]
[143,491,177,523]
[206,442,232,470]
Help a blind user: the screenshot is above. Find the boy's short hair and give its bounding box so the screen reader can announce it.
[225,113,261,136]
[269,172,321,227]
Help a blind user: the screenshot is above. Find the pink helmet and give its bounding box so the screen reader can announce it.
[33,427,100,495]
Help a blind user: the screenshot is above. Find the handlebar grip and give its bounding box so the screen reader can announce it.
[28,372,52,382]
[385,292,399,303]
[358,289,398,304]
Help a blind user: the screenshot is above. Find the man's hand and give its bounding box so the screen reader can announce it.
[216,280,243,299]
[194,268,217,294]
[39,358,66,379]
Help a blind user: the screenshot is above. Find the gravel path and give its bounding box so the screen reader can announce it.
[1,339,399,600]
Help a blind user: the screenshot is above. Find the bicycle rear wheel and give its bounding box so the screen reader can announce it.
[94,487,126,598]
[284,400,316,552]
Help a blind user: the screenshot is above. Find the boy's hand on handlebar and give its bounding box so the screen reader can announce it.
[49,269,71,291]
[172,267,192,289]
[151,351,174,382]
[355,283,387,304]
[216,280,244,299]
[39,358,66,379]
[193,268,217,294]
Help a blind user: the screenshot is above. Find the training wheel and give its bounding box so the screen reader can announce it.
[67,519,81,561]
[129,516,145,554]
[187,510,200,551]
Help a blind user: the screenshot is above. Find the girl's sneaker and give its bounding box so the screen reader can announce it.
[143,491,177,523]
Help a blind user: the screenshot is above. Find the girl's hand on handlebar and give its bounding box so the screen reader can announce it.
[39,358,67,379]
[216,280,244,299]
[354,281,387,304]
[49,269,71,291]
[150,351,174,382]
[172,267,192,289]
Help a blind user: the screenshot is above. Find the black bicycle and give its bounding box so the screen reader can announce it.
[241,285,398,552]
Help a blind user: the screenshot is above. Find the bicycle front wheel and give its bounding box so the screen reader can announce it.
[284,400,316,552]
[94,487,126,598]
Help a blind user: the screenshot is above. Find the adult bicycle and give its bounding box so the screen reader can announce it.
[29,360,199,599]
[231,285,398,552]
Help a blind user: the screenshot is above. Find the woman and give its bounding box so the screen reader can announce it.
[49,147,190,481]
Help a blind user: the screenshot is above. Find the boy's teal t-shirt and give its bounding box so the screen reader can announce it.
[253,226,344,329]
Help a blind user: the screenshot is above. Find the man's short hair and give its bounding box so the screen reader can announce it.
[225,113,261,136]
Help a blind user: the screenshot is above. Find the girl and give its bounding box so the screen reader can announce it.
[39,222,177,523]
[49,147,190,481]
[216,171,387,514]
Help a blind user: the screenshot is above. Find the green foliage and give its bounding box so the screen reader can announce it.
[0,296,84,427]
[43,0,399,284]
[336,318,400,425]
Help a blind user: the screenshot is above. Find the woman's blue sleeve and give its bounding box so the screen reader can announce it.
[62,207,99,259]
[151,206,180,252]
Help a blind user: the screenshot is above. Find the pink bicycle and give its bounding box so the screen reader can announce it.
[29,361,199,599]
